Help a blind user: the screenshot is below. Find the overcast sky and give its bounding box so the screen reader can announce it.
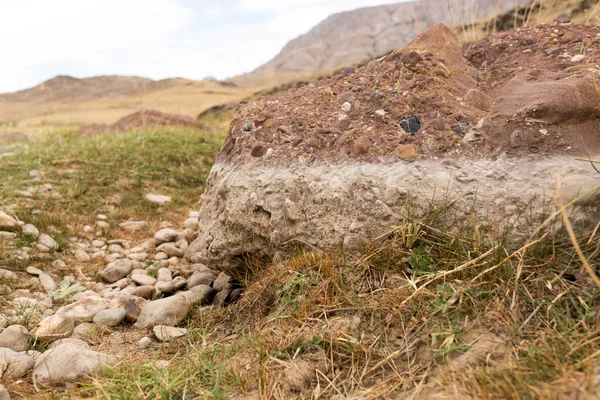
[0,0,406,94]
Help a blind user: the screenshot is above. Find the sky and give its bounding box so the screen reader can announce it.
[0,0,406,94]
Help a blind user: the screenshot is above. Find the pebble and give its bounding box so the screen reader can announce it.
[0,384,9,400]
[32,315,75,341]
[0,348,34,380]
[399,115,422,135]
[101,259,133,283]
[0,325,29,352]
[153,325,187,341]
[0,269,17,281]
[96,221,110,229]
[213,272,233,292]
[187,272,216,288]
[108,295,147,321]
[93,308,126,327]
[154,228,179,245]
[155,243,184,258]
[138,336,153,348]
[119,221,149,232]
[74,249,91,262]
[341,102,352,112]
[145,193,172,204]
[134,295,190,329]
[0,211,19,230]
[51,260,67,269]
[55,297,109,322]
[22,224,39,238]
[571,54,585,62]
[183,218,199,230]
[157,268,172,282]
[131,274,157,286]
[33,344,117,387]
[38,234,59,250]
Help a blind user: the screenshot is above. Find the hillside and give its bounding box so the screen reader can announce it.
[0,75,252,129]
[232,0,531,87]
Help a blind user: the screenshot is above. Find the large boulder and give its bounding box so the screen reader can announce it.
[186,24,600,268]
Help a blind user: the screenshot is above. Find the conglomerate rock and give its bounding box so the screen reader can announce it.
[187,23,600,267]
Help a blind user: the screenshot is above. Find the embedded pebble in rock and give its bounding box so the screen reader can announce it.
[155,277,186,294]
[108,295,146,321]
[38,234,59,250]
[0,269,17,281]
[0,325,29,352]
[135,294,190,329]
[138,336,153,349]
[33,344,117,387]
[101,258,133,283]
[145,193,172,205]
[153,325,187,341]
[93,308,126,327]
[119,220,149,232]
[74,249,91,262]
[395,144,418,161]
[0,348,34,380]
[155,243,184,258]
[341,102,351,112]
[131,274,157,286]
[187,272,216,288]
[154,228,179,245]
[183,218,199,230]
[32,315,74,341]
[0,211,19,230]
[56,297,109,322]
[22,224,39,238]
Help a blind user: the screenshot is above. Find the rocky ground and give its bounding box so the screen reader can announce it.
[1,20,600,400]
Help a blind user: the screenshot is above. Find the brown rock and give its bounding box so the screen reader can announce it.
[431,117,446,131]
[395,144,418,161]
[352,135,370,156]
[251,144,266,157]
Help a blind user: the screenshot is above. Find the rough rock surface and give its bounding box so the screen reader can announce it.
[33,344,117,387]
[187,23,600,267]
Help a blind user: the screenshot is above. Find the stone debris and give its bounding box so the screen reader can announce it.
[153,325,187,341]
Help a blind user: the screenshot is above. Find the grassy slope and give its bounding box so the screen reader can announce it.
[2,127,599,399]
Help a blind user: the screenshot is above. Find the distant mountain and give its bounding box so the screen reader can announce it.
[232,0,531,87]
[0,75,251,126]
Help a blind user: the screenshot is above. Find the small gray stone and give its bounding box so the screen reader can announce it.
[138,336,153,348]
[155,243,184,258]
[93,308,126,327]
[0,269,17,281]
[32,315,74,341]
[56,297,109,322]
[213,272,232,292]
[134,295,190,329]
[0,211,19,230]
[38,234,59,250]
[183,218,199,230]
[184,285,216,306]
[133,285,157,299]
[33,344,117,386]
[242,121,253,132]
[187,272,216,288]
[212,289,231,307]
[46,338,90,349]
[22,224,39,238]
[0,325,29,352]
[157,268,172,282]
[145,193,171,204]
[154,228,179,245]
[131,274,157,286]
[156,277,186,294]
[74,249,91,262]
[101,259,133,283]
[153,325,187,341]
[119,221,149,232]
[0,347,34,380]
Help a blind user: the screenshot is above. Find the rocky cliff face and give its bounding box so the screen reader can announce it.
[233,0,531,87]
[187,22,600,269]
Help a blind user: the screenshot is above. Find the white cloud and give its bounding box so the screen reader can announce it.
[0,0,407,93]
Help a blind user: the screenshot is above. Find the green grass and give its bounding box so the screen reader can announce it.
[0,127,225,248]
